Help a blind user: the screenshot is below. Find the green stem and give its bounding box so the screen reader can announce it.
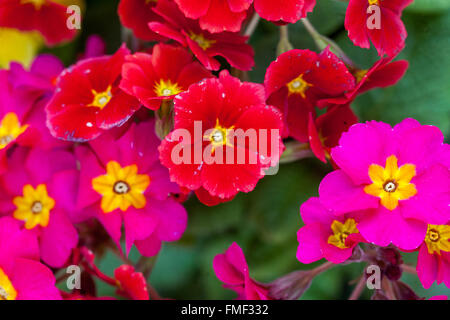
[349,274,366,300]
[301,18,356,69]
[279,141,314,164]
[277,25,294,56]
[244,13,261,37]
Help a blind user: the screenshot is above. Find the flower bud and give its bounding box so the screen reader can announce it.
[268,270,312,300]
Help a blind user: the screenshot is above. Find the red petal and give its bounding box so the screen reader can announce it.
[227,0,253,13]
[206,40,255,71]
[345,0,371,50]
[310,47,355,95]
[315,105,358,149]
[0,0,76,45]
[201,146,264,198]
[114,265,149,300]
[264,49,317,99]
[255,0,315,23]
[199,0,247,33]
[195,187,235,206]
[368,7,407,56]
[286,94,315,142]
[308,112,327,163]
[151,43,193,79]
[96,90,140,129]
[46,104,104,142]
[359,60,409,94]
[158,133,203,191]
[174,0,211,19]
[185,32,221,71]
[118,0,166,41]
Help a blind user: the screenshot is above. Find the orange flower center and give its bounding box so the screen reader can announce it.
[154,79,182,97]
[13,184,55,230]
[92,161,150,213]
[90,86,113,109]
[287,74,313,98]
[189,32,215,50]
[328,218,359,249]
[424,224,450,255]
[354,69,368,83]
[204,119,235,153]
[21,0,46,10]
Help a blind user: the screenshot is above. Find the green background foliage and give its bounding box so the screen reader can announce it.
[48,0,449,299]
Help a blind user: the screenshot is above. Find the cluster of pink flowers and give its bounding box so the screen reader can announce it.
[297,119,450,288]
[0,0,447,301]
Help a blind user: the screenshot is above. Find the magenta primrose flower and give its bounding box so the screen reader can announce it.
[0,216,61,300]
[7,55,69,149]
[213,242,271,300]
[297,197,365,264]
[0,147,79,268]
[416,223,450,289]
[74,120,187,256]
[0,55,67,172]
[318,118,450,250]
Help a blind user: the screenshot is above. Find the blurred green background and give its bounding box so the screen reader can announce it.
[47,0,449,299]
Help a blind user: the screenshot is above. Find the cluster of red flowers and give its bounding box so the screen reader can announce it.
[0,0,447,301]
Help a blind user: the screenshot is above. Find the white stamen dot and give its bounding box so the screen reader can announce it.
[291,81,301,89]
[212,131,223,142]
[384,181,396,192]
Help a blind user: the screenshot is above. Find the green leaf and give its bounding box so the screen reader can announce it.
[406,0,450,14]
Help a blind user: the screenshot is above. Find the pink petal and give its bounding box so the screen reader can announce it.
[0,217,39,271]
[357,206,426,250]
[124,206,158,255]
[296,223,326,264]
[213,243,247,285]
[331,121,396,185]
[134,232,162,257]
[402,164,450,225]
[153,198,187,242]
[322,241,355,264]
[75,146,104,211]
[394,120,445,174]
[40,209,78,268]
[319,170,379,214]
[12,258,61,300]
[416,243,438,289]
[300,197,335,225]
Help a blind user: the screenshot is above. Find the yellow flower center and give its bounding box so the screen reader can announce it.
[145,0,157,4]
[0,268,17,300]
[364,155,417,211]
[368,0,379,5]
[21,0,46,10]
[90,86,113,109]
[354,69,368,83]
[204,119,235,153]
[189,32,215,51]
[0,112,29,150]
[328,218,359,249]
[92,161,150,213]
[424,224,450,255]
[287,74,313,98]
[154,79,182,97]
[13,184,54,230]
